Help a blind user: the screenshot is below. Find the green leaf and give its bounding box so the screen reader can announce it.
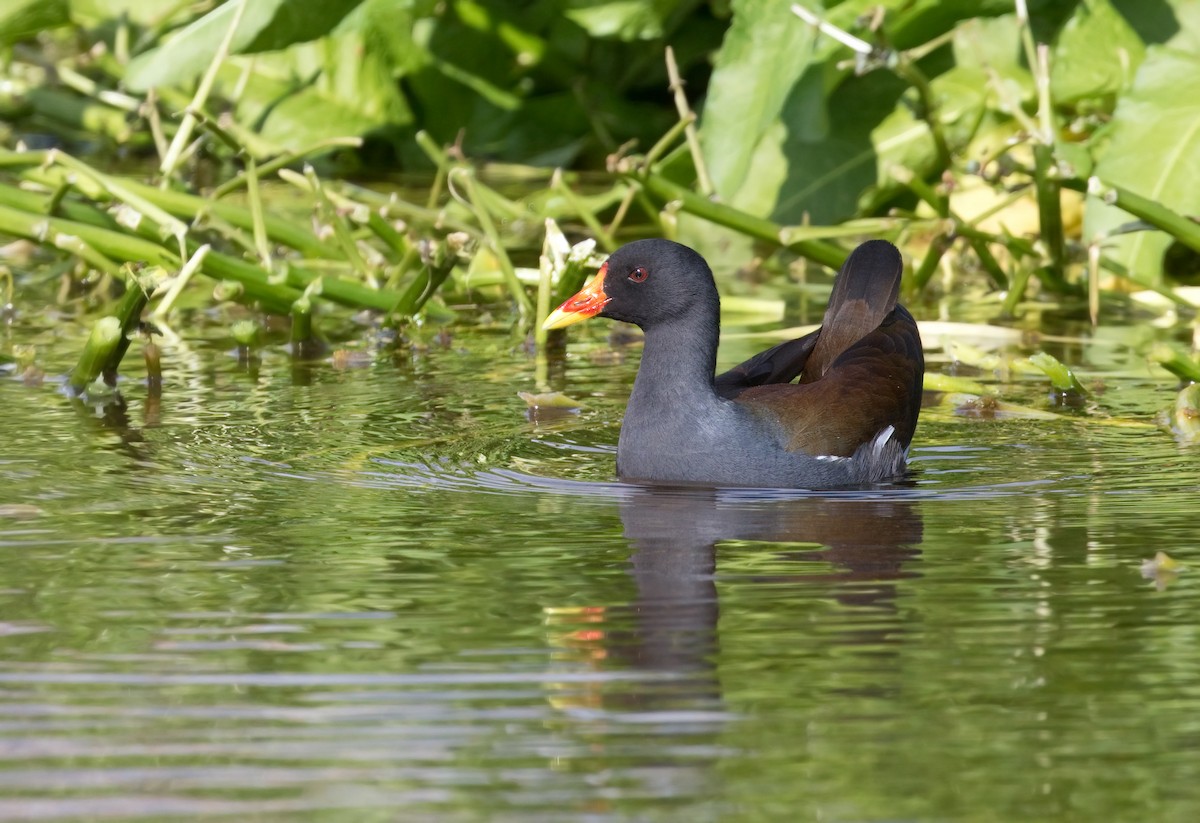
[699,0,822,205]
[125,0,368,91]
[563,0,676,39]
[883,0,1021,50]
[701,0,1001,223]
[207,2,412,152]
[952,13,1033,97]
[68,0,180,26]
[1084,47,1200,283]
[0,0,68,43]
[1051,0,1145,107]
[1112,0,1200,53]
[770,63,988,225]
[772,71,917,225]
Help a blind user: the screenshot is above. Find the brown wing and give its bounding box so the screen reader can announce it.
[716,239,906,404]
[736,305,923,457]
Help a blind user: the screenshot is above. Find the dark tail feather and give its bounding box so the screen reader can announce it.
[802,240,903,381]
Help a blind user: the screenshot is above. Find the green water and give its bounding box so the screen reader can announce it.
[2,303,1200,821]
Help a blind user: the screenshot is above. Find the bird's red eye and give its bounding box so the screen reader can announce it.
[629,266,649,283]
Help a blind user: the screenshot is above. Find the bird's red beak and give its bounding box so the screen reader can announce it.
[542,263,610,330]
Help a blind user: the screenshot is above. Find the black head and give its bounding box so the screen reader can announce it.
[543,239,721,332]
[599,239,719,329]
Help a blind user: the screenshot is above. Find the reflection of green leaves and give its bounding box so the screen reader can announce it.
[1084,48,1200,283]
[126,0,368,91]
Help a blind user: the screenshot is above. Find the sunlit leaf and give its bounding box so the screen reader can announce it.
[1051,0,1145,107]
[1025,352,1088,395]
[563,0,676,39]
[125,0,368,91]
[0,0,67,43]
[68,0,181,26]
[699,0,821,208]
[1083,47,1200,283]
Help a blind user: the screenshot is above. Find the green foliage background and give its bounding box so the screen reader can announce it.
[2,0,1199,306]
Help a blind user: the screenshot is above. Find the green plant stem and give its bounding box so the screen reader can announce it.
[912,233,953,290]
[396,240,459,317]
[290,298,321,360]
[953,223,1038,259]
[101,275,153,386]
[551,168,615,251]
[305,167,374,287]
[53,233,123,277]
[635,173,845,269]
[1002,266,1033,315]
[455,170,534,316]
[319,178,476,235]
[1062,177,1200,254]
[24,88,135,143]
[664,45,713,196]
[892,166,948,218]
[1033,143,1065,285]
[1150,344,1200,383]
[211,137,363,199]
[640,116,695,172]
[153,244,209,319]
[893,58,952,172]
[3,150,342,258]
[366,211,411,262]
[48,151,188,247]
[0,203,300,314]
[69,316,122,395]
[245,155,272,268]
[967,237,1009,290]
[0,177,403,313]
[159,0,245,180]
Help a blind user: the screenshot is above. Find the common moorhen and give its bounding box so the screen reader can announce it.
[543,239,924,489]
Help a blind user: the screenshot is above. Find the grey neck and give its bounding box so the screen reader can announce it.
[626,314,721,418]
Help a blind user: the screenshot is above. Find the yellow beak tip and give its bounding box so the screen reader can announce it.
[542,308,582,331]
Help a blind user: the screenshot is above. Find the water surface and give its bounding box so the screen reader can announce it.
[2,305,1199,821]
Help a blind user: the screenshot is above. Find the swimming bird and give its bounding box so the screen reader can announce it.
[543,238,923,488]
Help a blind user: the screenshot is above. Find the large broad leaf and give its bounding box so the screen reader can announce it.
[700,0,1011,221]
[1051,0,1145,107]
[882,0,1027,50]
[563,0,695,39]
[769,63,990,225]
[68,0,181,26]
[125,0,368,91]
[0,0,68,43]
[1083,47,1200,283]
[221,2,414,152]
[699,0,822,206]
[1111,0,1200,52]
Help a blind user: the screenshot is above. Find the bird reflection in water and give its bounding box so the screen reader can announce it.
[546,488,924,714]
